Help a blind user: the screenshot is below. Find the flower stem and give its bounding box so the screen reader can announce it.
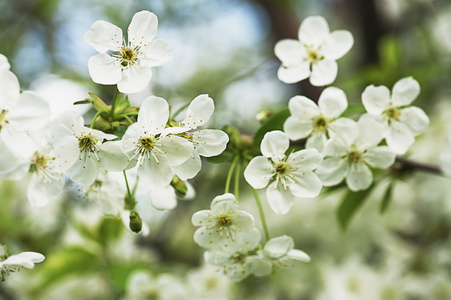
[234,159,241,200]
[225,155,239,194]
[123,170,135,209]
[90,110,103,129]
[252,188,270,242]
[110,88,119,118]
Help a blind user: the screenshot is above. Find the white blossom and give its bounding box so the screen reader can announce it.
[316,115,396,191]
[0,251,45,281]
[244,130,323,215]
[284,87,355,152]
[258,235,310,268]
[361,77,429,154]
[192,193,255,252]
[85,10,173,94]
[274,16,353,86]
[124,271,187,300]
[120,96,193,188]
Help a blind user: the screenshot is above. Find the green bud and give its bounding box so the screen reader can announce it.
[129,211,142,233]
[0,245,8,260]
[170,176,188,198]
[256,109,273,123]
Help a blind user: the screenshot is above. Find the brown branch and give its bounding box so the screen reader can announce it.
[393,156,442,175]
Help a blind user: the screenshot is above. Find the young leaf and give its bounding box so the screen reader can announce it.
[337,185,374,230]
[253,107,290,151]
[379,181,394,214]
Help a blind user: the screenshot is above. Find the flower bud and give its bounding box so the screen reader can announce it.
[129,211,142,233]
[170,176,188,198]
[256,109,273,123]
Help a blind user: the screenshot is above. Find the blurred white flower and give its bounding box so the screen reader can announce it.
[362,77,429,154]
[85,10,173,94]
[244,130,323,214]
[0,251,45,282]
[274,16,353,86]
[258,235,310,268]
[124,271,187,300]
[192,193,255,252]
[316,115,396,191]
[284,87,355,152]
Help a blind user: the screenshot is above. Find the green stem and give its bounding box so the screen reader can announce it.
[225,156,240,194]
[172,102,191,121]
[90,110,103,129]
[234,160,241,200]
[110,88,119,118]
[123,170,135,209]
[252,188,270,242]
[123,115,134,125]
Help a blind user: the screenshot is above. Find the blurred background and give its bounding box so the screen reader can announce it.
[1,0,451,299]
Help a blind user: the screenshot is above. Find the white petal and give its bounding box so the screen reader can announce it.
[277,62,311,84]
[399,106,429,136]
[138,155,173,188]
[0,136,31,180]
[287,95,320,121]
[318,87,348,119]
[140,40,173,67]
[327,118,356,138]
[316,157,347,186]
[2,255,34,269]
[128,10,158,46]
[84,20,122,53]
[386,121,414,155]
[172,151,201,181]
[299,16,330,48]
[27,172,64,207]
[9,91,50,132]
[440,150,451,175]
[0,69,20,101]
[266,181,295,215]
[306,131,328,151]
[364,146,395,169]
[191,210,215,227]
[191,129,229,157]
[156,135,193,166]
[0,54,11,71]
[52,111,84,137]
[243,156,273,189]
[210,193,238,214]
[261,131,289,161]
[247,256,272,277]
[67,153,100,186]
[287,249,310,262]
[283,117,313,140]
[323,136,350,157]
[17,252,45,263]
[274,39,306,66]
[97,141,129,172]
[117,65,152,94]
[182,94,214,129]
[322,30,354,60]
[310,59,338,86]
[194,227,220,248]
[138,96,169,134]
[264,235,293,258]
[355,114,385,147]
[361,85,391,115]
[88,53,122,85]
[346,163,373,191]
[233,211,255,232]
[392,77,420,106]
[148,185,177,210]
[288,170,323,198]
[287,148,322,170]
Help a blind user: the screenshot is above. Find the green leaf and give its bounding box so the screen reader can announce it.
[341,102,365,118]
[253,107,290,151]
[98,216,124,246]
[379,182,394,214]
[73,100,91,105]
[207,150,234,164]
[337,185,374,230]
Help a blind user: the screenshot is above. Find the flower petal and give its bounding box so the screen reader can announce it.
[244,156,274,189]
[138,155,173,188]
[148,185,177,210]
[323,136,349,157]
[67,153,100,186]
[264,235,293,258]
[211,193,238,214]
[318,87,348,119]
[266,181,295,215]
[316,157,347,186]
[156,135,193,166]
[328,117,356,138]
[361,85,391,115]
[299,16,330,48]
[138,96,169,134]
[97,141,130,172]
[172,151,201,181]
[260,131,289,161]
[128,10,158,46]
[84,20,122,53]
[191,129,229,157]
[310,59,337,86]
[287,249,310,262]
[399,106,429,136]
[88,53,122,84]
[18,252,45,263]
[0,69,19,101]
[287,95,320,121]
[440,150,451,175]
[274,39,306,67]
[277,62,311,84]
[392,77,420,107]
[140,39,173,67]
[287,148,322,170]
[182,94,214,129]
[306,131,328,151]
[346,163,373,191]
[27,172,64,207]
[117,65,153,94]
[289,170,323,198]
[283,117,313,141]
[364,146,395,169]
[322,30,354,60]
[191,210,215,227]
[386,121,415,154]
[8,91,50,132]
